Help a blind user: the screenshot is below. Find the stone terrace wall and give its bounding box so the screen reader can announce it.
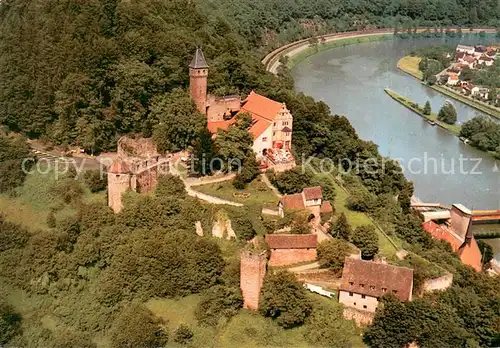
[423,272,453,293]
[343,307,374,326]
[268,248,316,267]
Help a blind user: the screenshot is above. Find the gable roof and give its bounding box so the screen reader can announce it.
[303,186,323,200]
[457,45,474,51]
[422,221,482,271]
[464,56,476,63]
[189,48,209,69]
[239,91,283,121]
[320,200,333,213]
[280,193,305,210]
[265,234,317,249]
[108,158,131,174]
[340,258,413,302]
[456,51,465,59]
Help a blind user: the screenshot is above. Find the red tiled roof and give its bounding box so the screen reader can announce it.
[303,186,323,201]
[320,200,333,213]
[456,52,465,59]
[422,221,482,271]
[340,258,413,302]
[207,119,235,134]
[108,158,130,174]
[458,237,482,272]
[280,193,305,210]
[239,91,283,121]
[265,234,317,249]
[464,56,476,63]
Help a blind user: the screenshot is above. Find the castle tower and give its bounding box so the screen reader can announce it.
[107,158,132,213]
[240,250,267,310]
[189,48,209,114]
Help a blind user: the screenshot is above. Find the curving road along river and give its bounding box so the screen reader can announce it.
[291,35,500,210]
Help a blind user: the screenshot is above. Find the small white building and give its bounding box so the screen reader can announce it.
[456,45,475,55]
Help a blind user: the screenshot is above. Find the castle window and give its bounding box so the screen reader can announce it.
[370,286,375,290]
[349,292,353,297]
[273,132,276,136]
[349,281,354,286]
[360,284,364,288]
[363,305,367,309]
[382,287,387,292]
[353,302,356,306]
[392,290,398,294]
[361,295,366,299]
[262,137,268,142]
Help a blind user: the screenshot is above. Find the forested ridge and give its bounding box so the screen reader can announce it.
[0,0,500,347]
[2,0,500,152]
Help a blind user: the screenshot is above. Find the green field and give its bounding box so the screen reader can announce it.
[287,34,392,69]
[193,177,280,209]
[314,173,400,258]
[397,56,423,80]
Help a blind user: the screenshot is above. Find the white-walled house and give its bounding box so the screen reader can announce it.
[339,258,414,314]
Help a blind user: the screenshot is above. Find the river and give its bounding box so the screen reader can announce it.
[291,35,500,260]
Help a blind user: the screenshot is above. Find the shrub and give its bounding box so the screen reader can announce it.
[109,304,168,348]
[0,299,22,345]
[259,270,312,328]
[330,213,351,240]
[0,216,30,252]
[173,324,194,344]
[51,178,85,204]
[83,169,107,192]
[46,211,56,228]
[346,188,375,212]
[155,174,186,198]
[351,225,379,260]
[195,285,243,326]
[317,239,353,274]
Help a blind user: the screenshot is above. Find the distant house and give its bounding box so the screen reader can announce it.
[455,51,466,61]
[462,55,476,69]
[339,258,413,324]
[471,86,489,100]
[486,49,497,59]
[478,55,494,67]
[446,72,460,86]
[265,234,317,266]
[278,186,333,222]
[456,45,475,55]
[474,45,487,57]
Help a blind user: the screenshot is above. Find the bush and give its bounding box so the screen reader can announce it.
[330,213,351,240]
[259,270,312,328]
[109,304,168,348]
[346,189,375,212]
[83,169,107,193]
[317,239,353,274]
[155,174,186,198]
[351,225,379,260]
[0,300,22,345]
[173,324,194,344]
[0,216,30,252]
[195,285,243,326]
[271,167,313,194]
[51,178,85,204]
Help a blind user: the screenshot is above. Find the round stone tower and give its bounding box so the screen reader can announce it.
[189,48,209,115]
[107,158,132,213]
[240,249,267,310]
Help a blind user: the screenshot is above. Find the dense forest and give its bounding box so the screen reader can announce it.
[0,0,500,347]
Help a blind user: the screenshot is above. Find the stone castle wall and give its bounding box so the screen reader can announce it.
[343,307,375,326]
[422,273,453,292]
[135,166,158,194]
[240,250,267,310]
[108,173,131,213]
[268,248,317,267]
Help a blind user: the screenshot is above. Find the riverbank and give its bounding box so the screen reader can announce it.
[397,56,423,80]
[286,34,392,69]
[397,55,500,119]
[384,88,461,135]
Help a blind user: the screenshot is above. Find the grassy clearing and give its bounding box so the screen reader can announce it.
[0,165,106,231]
[287,34,392,69]
[385,88,461,135]
[193,177,279,209]
[314,173,399,258]
[397,56,423,80]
